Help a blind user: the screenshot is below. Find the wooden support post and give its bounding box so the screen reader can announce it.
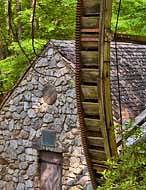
[103,0,117,156]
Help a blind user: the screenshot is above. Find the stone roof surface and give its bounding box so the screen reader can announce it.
[52,40,146,123]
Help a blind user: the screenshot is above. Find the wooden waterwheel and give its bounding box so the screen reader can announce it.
[75,0,117,188]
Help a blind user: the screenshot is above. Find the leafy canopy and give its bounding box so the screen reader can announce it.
[112,0,146,36]
[0,0,146,97]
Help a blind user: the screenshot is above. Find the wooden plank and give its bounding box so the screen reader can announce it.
[85,118,101,131]
[82,102,99,116]
[81,68,99,83]
[81,85,98,100]
[83,0,101,15]
[81,36,99,42]
[81,17,100,29]
[87,131,102,138]
[97,0,117,157]
[40,152,62,190]
[116,33,146,45]
[92,164,107,173]
[117,109,146,147]
[87,137,104,147]
[81,29,99,33]
[89,149,107,161]
[81,51,99,66]
[81,41,98,50]
[91,159,106,165]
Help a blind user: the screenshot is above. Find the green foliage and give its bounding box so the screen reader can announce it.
[15,8,33,39]
[35,0,76,39]
[112,0,146,36]
[0,0,9,56]
[0,0,77,98]
[0,0,146,97]
[97,122,146,190]
[0,39,46,95]
[97,143,146,190]
[12,0,77,40]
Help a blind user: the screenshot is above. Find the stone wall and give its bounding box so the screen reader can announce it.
[0,42,92,190]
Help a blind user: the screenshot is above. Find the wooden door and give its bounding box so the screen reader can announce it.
[40,151,63,190]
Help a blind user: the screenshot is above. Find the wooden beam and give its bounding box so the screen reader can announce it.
[82,0,101,15]
[84,118,101,132]
[81,41,98,50]
[117,109,146,147]
[81,85,98,100]
[81,68,99,83]
[81,17,100,29]
[89,149,107,161]
[81,37,99,42]
[101,0,117,157]
[81,51,99,66]
[115,33,146,45]
[93,164,108,173]
[81,29,99,33]
[82,102,99,116]
[87,137,104,147]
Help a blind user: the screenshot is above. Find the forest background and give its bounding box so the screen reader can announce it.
[0,0,146,100]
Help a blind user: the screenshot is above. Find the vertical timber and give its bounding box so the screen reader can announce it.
[103,0,117,156]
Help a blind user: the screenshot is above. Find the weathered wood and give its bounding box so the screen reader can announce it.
[93,164,108,173]
[81,29,99,33]
[87,131,102,138]
[81,17,100,29]
[81,85,98,100]
[117,109,146,147]
[82,102,99,116]
[98,0,117,157]
[87,137,104,147]
[81,51,99,66]
[81,68,99,83]
[89,149,106,161]
[40,152,62,190]
[76,0,117,187]
[115,33,146,45]
[91,159,106,165]
[81,36,99,42]
[81,41,98,50]
[85,118,101,131]
[83,0,101,15]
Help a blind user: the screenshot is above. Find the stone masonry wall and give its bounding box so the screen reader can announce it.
[0,42,92,190]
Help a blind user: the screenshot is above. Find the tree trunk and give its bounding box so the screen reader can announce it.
[16,0,21,39]
[8,0,11,38]
[0,39,5,60]
[0,70,4,103]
